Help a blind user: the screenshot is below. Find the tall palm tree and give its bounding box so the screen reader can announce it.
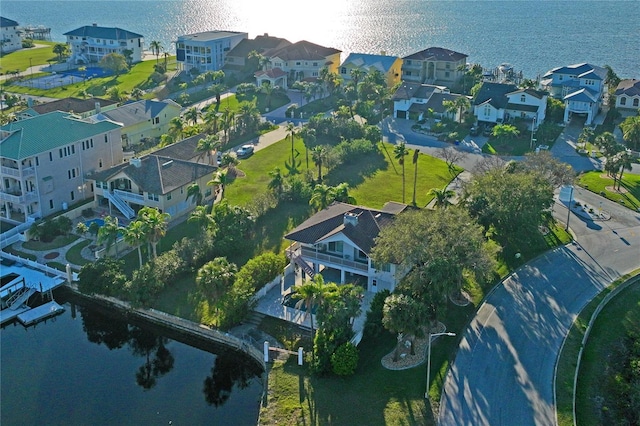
[310,184,334,211]
[300,125,316,169]
[453,96,471,123]
[620,115,640,151]
[123,219,146,268]
[595,132,620,157]
[613,150,634,190]
[138,207,170,259]
[196,134,221,165]
[197,258,237,325]
[203,109,222,134]
[293,275,327,359]
[393,142,409,203]
[237,102,259,135]
[188,205,215,232]
[184,107,201,126]
[149,40,163,64]
[186,183,203,206]
[208,170,228,199]
[97,215,121,257]
[220,108,234,143]
[310,145,327,182]
[261,82,274,110]
[412,149,420,206]
[350,68,364,87]
[169,116,184,140]
[428,186,456,209]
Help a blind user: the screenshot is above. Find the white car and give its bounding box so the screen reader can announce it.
[236,144,254,158]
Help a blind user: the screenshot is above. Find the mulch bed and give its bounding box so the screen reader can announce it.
[43,252,59,260]
[381,322,447,370]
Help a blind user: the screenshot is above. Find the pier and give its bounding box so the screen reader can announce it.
[19,26,52,41]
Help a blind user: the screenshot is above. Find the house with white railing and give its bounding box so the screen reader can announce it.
[284,201,408,294]
[64,24,144,65]
[1,16,22,54]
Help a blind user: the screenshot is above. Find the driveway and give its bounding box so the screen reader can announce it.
[439,189,640,425]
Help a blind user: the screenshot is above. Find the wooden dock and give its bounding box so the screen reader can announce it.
[17,301,65,326]
[0,305,31,325]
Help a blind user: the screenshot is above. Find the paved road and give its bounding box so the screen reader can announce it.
[439,188,640,425]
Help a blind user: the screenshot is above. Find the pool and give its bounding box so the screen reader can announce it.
[60,67,112,79]
[282,292,317,314]
[84,218,105,228]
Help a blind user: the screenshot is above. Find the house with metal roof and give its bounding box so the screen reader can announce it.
[473,82,547,129]
[614,79,640,112]
[259,40,341,89]
[401,47,467,87]
[540,63,607,125]
[176,30,248,73]
[284,201,408,294]
[339,53,403,88]
[1,16,22,53]
[64,24,144,65]
[88,99,181,148]
[0,112,123,222]
[88,155,217,220]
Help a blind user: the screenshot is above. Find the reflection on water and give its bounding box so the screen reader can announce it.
[1,292,263,425]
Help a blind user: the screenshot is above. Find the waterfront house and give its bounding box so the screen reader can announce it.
[0,17,22,54]
[540,63,607,125]
[224,33,291,70]
[88,100,182,148]
[391,81,448,120]
[401,47,467,87]
[17,97,118,120]
[339,52,403,88]
[64,24,144,65]
[88,155,217,220]
[176,30,248,73]
[258,40,341,89]
[284,201,408,294]
[0,112,123,223]
[473,82,547,129]
[614,79,640,113]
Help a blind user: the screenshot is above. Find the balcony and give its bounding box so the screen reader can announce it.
[1,166,35,178]
[0,190,38,204]
[300,247,368,272]
[114,189,144,203]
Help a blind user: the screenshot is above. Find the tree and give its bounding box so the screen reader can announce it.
[311,145,328,182]
[310,184,334,211]
[186,182,204,206]
[99,53,128,76]
[138,207,170,259]
[393,142,409,203]
[107,87,126,102]
[184,107,201,126]
[197,257,237,324]
[123,219,147,268]
[438,146,467,178]
[196,134,221,165]
[382,293,425,361]
[285,122,300,174]
[604,65,621,90]
[52,43,68,61]
[208,170,228,199]
[122,48,134,66]
[620,115,640,151]
[236,101,260,135]
[188,205,215,232]
[331,342,359,376]
[293,275,326,358]
[428,186,456,208]
[595,132,622,157]
[577,126,594,147]
[411,149,420,206]
[169,116,184,140]
[611,150,634,190]
[149,40,163,64]
[130,87,144,101]
[97,215,122,257]
[78,258,127,297]
[208,83,226,106]
[333,182,356,204]
[261,82,274,110]
[491,123,520,144]
[521,151,575,187]
[300,126,317,169]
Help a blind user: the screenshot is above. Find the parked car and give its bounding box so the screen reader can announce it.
[236,144,254,158]
[469,125,479,136]
[482,125,494,137]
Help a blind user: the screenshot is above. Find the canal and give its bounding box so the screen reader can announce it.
[0,290,263,425]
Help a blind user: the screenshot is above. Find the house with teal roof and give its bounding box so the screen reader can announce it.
[339,53,403,88]
[64,24,144,65]
[0,112,123,222]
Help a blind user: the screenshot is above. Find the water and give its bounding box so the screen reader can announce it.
[0,292,263,426]
[2,0,638,79]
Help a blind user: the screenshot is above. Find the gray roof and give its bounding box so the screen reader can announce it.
[177,30,246,43]
[226,34,291,58]
[403,47,467,62]
[99,100,180,127]
[1,111,121,160]
[285,202,407,255]
[473,82,518,108]
[392,82,443,101]
[615,79,640,97]
[152,132,207,162]
[542,63,607,81]
[64,25,143,40]
[89,155,216,195]
[340,53,400,74]
[31,97,117,115]
[265,40,341,62]
[1,17,19,27]
[425,93,467,114]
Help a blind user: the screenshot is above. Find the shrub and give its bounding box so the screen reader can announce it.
[235,252,286,292]
[77,258,127,297]
[364,289,391,338]
[331,342,359,376]
[150,71,166,84]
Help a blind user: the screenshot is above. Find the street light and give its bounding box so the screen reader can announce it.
[425,331,456,399]
[565,185,575,232]
[530,116,537,150]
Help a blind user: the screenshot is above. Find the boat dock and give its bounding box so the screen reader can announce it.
[17,301,65,326]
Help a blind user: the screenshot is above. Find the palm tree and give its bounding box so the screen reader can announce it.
[293,275,327,358]
[428,186,456,209]
[97,215,121,257]
[442,100,458,121]
[197,258,237,324]
[300,125,316,169]
[186,183,204,206]
[169,116,184,140]
[333,182,356,204]
[393,142,409,203]
[261,82,274,110]
[130,88,144,101]
[309,184,334,211]
[412,149,420,206]
[184,107,201,127]
[149,40,163,64]
[268,167,284,199]
[203,109,222,134]
[595,132,621,157]
[188,205,215,232]
[52,43,68,61]
[613,150,634,190]
[237,102,259,135]
[453,96,471,123]
[138,207,170,259]
[220,108,234,143]
[492,124,520,145]
[620,115,640,151]
[123,219,146,268]
[310,145,327,182]
[196,134,221,165]
[208,170,228,199]
[350,68,364,87]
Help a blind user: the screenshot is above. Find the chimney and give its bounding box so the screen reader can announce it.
[343,211,359,227]
[92,23,97,27]
[95,101,101,113]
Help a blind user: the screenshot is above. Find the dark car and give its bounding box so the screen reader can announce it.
[482,125,494,137]
[236,144,254,158]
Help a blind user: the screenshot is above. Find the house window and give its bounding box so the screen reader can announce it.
[205,188,212,197]
[312,62,318,67]
[70,191,75,201]
[356,250,367,261]
[49,200,54,209]
[446,63,450,69]
[166,193,172,200]
[621,97,627,106]
[154,117,159,124]
[372,279,377,287]
[147,193,159,201]
[49,152,53,161]
[521,94,526,102]
[445,71,450,78]
[484,105,491,117]
[340,67,346,74]
[35,157,39,166]
[105,135,108,143]
[296,62,301,66]
[634,99,639,107]
[406,60,411,65]
[327,241,343,253]
[99,159,103,168]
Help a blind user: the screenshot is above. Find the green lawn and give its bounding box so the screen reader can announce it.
[575,279,640,426]
[22,234,79,251]
[0,41,58,73]
[578,171,640,211]
[65,239,92,267]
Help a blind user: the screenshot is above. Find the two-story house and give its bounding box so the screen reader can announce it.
[176,30,248,73]
[614,79,640,113]
[284,201,408,294]
[88,99,182,148]
[473,82,547,129]
[0,112,123,223]
[88,155,217,220]
[339,53,403,88]
[17,97,118,120]
[64,24,144,65]
[224,33,291,70]
[392,81,448,120]
[540,63,607,125]
[401,47,467,86]
[258,40,342,89]
[1,17,22,54]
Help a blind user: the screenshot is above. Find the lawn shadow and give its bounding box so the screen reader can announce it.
[253,201,312,254]
[324,151,388,189]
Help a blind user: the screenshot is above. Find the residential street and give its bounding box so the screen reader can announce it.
[438,187,640,425]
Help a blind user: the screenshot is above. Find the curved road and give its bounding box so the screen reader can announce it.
[439,187,640,425]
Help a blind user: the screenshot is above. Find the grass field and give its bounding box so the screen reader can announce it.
[578,170,640,211]
[0,41,57,73]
